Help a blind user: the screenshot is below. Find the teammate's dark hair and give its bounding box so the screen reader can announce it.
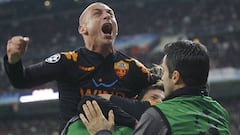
[163,40,209,86]
[137,84,164,100]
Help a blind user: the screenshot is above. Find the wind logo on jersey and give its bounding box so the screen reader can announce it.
[92,79,118,87]
[114,60,129,79]
[79,88,126,97]
[45,53,61,63]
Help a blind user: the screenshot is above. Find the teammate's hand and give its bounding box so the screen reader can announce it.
[7,36,30,64]
[80,100,114,135]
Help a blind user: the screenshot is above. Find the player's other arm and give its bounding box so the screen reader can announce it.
[4,36,67,88]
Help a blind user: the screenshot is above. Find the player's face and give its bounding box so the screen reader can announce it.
[161,56,174,97]
[142,89,165,103]
[81,3,118,47]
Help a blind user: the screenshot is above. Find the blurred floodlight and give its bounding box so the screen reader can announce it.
[19,89,59,103]
[44,0,51,7]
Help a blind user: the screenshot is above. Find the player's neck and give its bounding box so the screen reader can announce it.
[86,44,113,57]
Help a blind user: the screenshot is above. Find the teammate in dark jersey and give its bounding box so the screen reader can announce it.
[97,83,165,120]
[60,83,164,135]
[3,2,157,131]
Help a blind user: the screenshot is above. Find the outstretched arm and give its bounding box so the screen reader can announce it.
[4,36,68,88]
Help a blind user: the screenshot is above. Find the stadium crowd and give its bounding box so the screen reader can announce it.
[0,115,59,135]
[0,0,240,134]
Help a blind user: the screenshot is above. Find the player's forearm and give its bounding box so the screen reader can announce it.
[4,55,59,88]
[4,55,28,88]
[110,96,151,120]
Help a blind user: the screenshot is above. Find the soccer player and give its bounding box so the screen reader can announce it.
[3,2,157,131]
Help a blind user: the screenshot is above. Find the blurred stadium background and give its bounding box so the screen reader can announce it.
[0,0,239,134]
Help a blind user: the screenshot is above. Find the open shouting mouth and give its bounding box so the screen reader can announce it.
[102,23,112,35]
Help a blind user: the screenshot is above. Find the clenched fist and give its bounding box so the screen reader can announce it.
[7,36,29,64]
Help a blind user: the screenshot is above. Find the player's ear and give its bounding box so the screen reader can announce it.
[78,25,88,35]
[172,70,181,84]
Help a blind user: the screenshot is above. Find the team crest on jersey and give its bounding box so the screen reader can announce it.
[45,54,61,63]
[114,60,129,79]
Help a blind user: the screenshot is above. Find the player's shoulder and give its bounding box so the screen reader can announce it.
[45,53,63,64]
[114,50,149,71]
[114,50,131,58]
[61,51,78,62]
[44,48,82,64]
[114,50,134,62]
[61,48,87,62]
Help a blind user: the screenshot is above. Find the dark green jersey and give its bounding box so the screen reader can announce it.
[155,96,230,135]
[60,116,133,135]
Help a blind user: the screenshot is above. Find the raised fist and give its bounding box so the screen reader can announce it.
[7,36,29,64]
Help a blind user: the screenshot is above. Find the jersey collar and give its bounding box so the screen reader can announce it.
[164,85,209,101]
